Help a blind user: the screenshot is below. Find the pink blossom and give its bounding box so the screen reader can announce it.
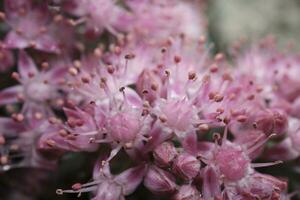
[57,160,146,200]
[144,165,177,195]
[4,0,63,53]
[0,51,67,118]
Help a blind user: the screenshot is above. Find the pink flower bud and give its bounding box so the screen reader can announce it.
[108,111,141,143]
[136,69,162,103]
[236,172,287,199]
[255,109,288,136]
[160,99,195,132]
[153,142,178,167]
[172,153,200,180]
[215,144,250,181]
[144,166,177,195]
[202,165,221,199]
[173,185,203,200]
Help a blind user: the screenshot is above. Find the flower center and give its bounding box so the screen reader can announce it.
[25,79,53,102]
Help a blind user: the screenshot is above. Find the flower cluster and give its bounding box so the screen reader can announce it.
[0,1,299,200]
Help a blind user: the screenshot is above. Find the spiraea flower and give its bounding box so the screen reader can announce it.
[4,0,64,53]
[0,117,60,171]
[0,51,67,118]
[62,0,131,37]
[126,0,206,43]
[0,1,299,200]
[56,159,146,200]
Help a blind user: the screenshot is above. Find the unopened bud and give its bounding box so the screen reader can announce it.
[172,153,200,180]
[173,185,202,200]
[144,166,177,195]
[153,142,178,167]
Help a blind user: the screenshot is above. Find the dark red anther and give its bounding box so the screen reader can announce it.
[125,53,135,60]
[174,55,181,63]
[72,183,82,191]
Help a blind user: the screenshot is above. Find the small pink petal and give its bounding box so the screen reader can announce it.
[18,50,38,79]
[5,31,28,49]
[114,165,147,195]
[0,85,22,105]
[35,35,61,54]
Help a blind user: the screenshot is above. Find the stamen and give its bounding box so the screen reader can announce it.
[237,115,247,122]
[174,55,181,63]
[214,53,224,62]
[199,35,206,44]
[124,142,133,149]
[68,67,78,76]
[58,129,68,137]
[10,144,19,151]
[0,12,5,20]
[54,15,63,22]
[48,117,60,124]
[251,160,283,168]
[29,41,36,48]
[94,48,102,57]
[188,71,197,81]
[214,94,224,102]
[81,76,90,83]
[119,86,129,108]
[11,72,20,81]
[222,73,233,82]
[198,123,209,132]
[210,64,218,73]
[89,138,109,144]
[151,82,158,91]
[247,134,276,154]
[107,65,115,74]
[222,126,228,144]
[72,183,82,191]
[11,113,24,122]
[73,60,81,69]
[34,112,43,120]
[159,115,167,123]
[104,145,122,164]
[56,186,97,195]
[247,94,255,100]
[68,17,86,26]
[0,155,8,165]
[213,132,221,145]
[45,139,56,148]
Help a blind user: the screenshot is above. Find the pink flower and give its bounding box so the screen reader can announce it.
[126,0,206,43]
[4,0,62,53]
[0,51,67,118]
[63,0,131,36]
[57,160,146,200]
[0,117,59,171]
[154,98,198,137]
[225,172,287,200]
